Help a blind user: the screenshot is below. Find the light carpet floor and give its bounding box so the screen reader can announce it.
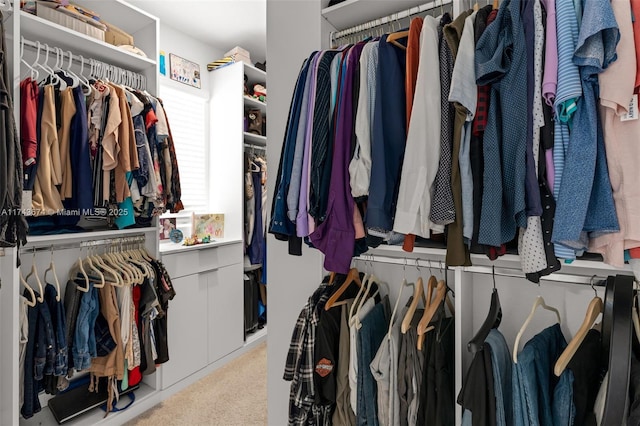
[127,342,267,426]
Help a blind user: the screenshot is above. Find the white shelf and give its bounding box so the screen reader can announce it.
[362,244,632,273]
[244,132,267,146]
[322,0,452,32]
[20,12,156,72]
[19,382,157,426]
[245,326,267,347]
[25,227,158,246]
[242,62,266,84]
[244,96,267,113]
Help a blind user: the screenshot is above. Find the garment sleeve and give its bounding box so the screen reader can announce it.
[394,18,441,237]
[349,46,372,198]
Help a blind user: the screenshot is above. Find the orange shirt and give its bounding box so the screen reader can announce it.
[406,17,424,129]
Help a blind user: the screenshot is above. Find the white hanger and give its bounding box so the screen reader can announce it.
[387,272,413,339]
[77,55,92,96]
[51,47,67,90]
[43,246,61,302]
[63,50,80,88]
[513,288,562,363]
[24,250,44,303]
[20,267,37,307]
[20,37,39,81]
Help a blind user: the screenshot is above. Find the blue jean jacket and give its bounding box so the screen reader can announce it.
[512,324,571,426]
[44,283,67,377]
[73,283,99,371]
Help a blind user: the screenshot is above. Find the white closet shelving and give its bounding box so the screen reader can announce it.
[0,1,163,425]
[266,1,635,425]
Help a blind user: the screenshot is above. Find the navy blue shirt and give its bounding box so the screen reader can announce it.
[367,35,407,234]
[270,57,313,238]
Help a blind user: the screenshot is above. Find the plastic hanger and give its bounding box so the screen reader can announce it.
[19,267,37,307]
[63,50,80,88]
[467,265,502,355]
[102,244,132,286]
[20,37,39,81]
[106,244,136,286]
[51,47,68,90]
[513,286,562,363]
[25,250,44,303]
[0,0,13,12]
[83,246,105,288]
[325,268,362,310]
[77,55,92,95]
[633,293,640,344]
[554,278,603,376]
[346,259,370,316]
[43,246,61,301]
[388,260,419,339]
[90,245,121,286]
[69,248,90,293]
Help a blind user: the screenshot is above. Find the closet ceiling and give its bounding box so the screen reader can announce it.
[128,0,267,63]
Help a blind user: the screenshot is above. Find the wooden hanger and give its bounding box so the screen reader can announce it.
[492,0,499,9]
[513,294,561,362]
[19,268,37,307]
[325,268,361,310]
[554,295,603,376]
[387,30,409,50]
[401,276,427,333]
[417,280,446,335]
[43,246,61,302]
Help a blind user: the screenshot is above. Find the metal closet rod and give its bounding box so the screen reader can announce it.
[352,254,617,286]
[20,234,147,253]
[21,37,147,90]
[244,143,266,151]
[331,0,453,41]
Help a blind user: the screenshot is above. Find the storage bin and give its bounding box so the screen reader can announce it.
[36,2,105,41]
[104,22,134,47]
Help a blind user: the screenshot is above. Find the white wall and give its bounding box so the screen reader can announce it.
[266,1,324,424]
[159,23,224,99]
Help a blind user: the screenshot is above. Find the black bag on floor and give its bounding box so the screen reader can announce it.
[244,271,259,337]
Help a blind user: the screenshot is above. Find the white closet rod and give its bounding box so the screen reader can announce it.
[353,254,616,286]
[330,0,453,42]
[21,234,146,253]
[21,37,147,90]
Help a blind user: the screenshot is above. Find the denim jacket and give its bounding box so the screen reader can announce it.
[44,284,67,377]
[73,282,99,371]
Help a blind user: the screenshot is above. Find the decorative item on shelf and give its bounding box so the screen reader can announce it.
[159,218,176,240]
[254,61,266,72]
[193,213,224,239]
[170,53,201,89]
[182,233,213,246]
[251,84,267,103]
[169,228,184,244]
[207,56,234,71]
[224,46,251,64]
[246,108,264,135]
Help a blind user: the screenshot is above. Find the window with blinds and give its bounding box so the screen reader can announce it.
[159,85,209,215]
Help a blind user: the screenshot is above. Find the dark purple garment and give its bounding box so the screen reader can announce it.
[523,0,542,217]
[310,43,365,273]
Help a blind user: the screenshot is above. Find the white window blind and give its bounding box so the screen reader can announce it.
[159,85,209,214]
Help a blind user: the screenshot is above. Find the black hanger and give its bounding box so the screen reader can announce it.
[467,265,502,355]
[601,274,634,425]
